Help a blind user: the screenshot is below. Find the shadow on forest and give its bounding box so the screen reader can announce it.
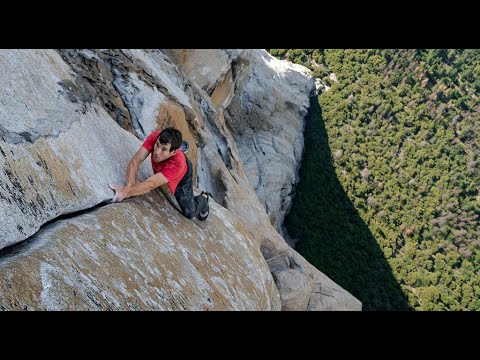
[284,96,411,310]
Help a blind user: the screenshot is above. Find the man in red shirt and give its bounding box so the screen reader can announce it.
[110,127,210,220]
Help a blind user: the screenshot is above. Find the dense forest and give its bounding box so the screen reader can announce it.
[270,49,480,310]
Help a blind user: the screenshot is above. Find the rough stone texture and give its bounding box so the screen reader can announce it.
[268,251,362,310]
[0,49,361,310]
[224,50,315,232]
[0,49,152,250]
[56,49,202,185]
[167,49,315,233]
[164,49,247,104]
[167,50,360,310]
[0,191,280,310]
[56,49,195,140]
[182,88,361,311]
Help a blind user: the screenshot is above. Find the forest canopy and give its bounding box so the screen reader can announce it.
[271,49,480,310]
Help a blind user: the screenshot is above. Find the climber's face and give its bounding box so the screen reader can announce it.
[153,140,177,163]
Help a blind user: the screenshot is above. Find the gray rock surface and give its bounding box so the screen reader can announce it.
[224,50,315,231]
[0,49,151,250]
[0,191,280,310]
[167,49,316,232]
[0,49,361,311]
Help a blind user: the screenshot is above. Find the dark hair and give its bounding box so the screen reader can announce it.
[157,127,182,152]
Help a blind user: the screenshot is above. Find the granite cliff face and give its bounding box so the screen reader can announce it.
[0,49,361,310]
[166,49,315,232]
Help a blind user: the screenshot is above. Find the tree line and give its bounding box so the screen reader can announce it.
[270,49,480,310]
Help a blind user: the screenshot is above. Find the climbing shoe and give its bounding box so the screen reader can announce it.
[198,191,211,221]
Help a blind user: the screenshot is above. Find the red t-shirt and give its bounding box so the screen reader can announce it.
[142,130,187,193]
